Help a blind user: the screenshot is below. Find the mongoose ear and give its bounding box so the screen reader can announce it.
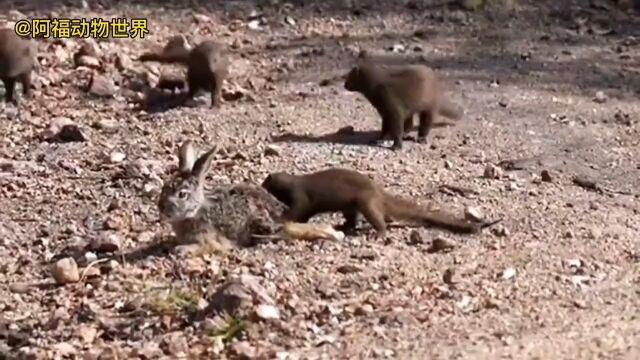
[177,141,199,173]
[191,147,217,184]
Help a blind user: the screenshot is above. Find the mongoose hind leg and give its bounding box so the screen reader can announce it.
[402,114,416,141]
[2,77,15,103]
[417,110,435,144]
[357,197,388,239]
[19,71,31,98]
[389,111,405,150]
[336,209,359,235]
[209,73,224,108]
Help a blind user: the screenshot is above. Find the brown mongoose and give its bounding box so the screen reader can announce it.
[344,63,463,150]
[261,168,499,238]
[139,40,230,107]
[0,28,36,103]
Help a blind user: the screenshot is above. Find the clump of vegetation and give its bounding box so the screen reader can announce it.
[149,288,201,315]
[213,313,248,342]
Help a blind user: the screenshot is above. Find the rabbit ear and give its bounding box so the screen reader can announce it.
[177,141,199,173]
[190,147,217,184]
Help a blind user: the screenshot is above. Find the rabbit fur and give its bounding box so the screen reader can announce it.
[158,141,287,255]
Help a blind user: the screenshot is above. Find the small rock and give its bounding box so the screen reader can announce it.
[230,38,242,49]
[442,267,457,285]
[540,169,553,182]
[92,118,118,133]
[51,257,80,284]
[132,341,163,358]
[483,164,502,179]
[89,233,121,253]
[388,43,406,53]
[501,267,516,280]
[162,332,189,356]
[444,160,453,169]
[42,117,86,142]
[9,283,30,294]
[336,126,355,135]
[208,274,274,315]
[247,20,262,31]
[429,237,456,253]
[193,13,211,23]
[336,264,361,274]
[354,304,374,316]
[565,258,582,269]
[115,54,133,71]
[573,299,588,309]
[464,206,484,222]
[109,151,126,164]
[593,91,607,103]
[229,341,257,358]
[54,342,76,357]
[221,85,248,101]
[484,298,501,309]
[493,225,510,237]
[263,145,281,157]
[77,325,97,344]
[54,125,86,142]
[284,16,296,26]
[254,304,280,321]
[498,100,508,108]
[408,230,423,245]
[82,266,101,278]
[104,259,120,272]
[460,0,484,11]
[75,55,100,69]
[88,74,118,97]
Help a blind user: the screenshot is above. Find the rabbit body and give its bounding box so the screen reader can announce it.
[158,141,286,255]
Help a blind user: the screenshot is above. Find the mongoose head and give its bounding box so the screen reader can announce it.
[343,65,363,92]
[261,172,295,206]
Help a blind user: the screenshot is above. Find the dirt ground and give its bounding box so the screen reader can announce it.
[1,0,639,359]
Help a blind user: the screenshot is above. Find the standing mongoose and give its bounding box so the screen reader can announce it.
[261,168,500,238]
[0,28,36,103]
[344,63,463,150]
[139,40,230,107]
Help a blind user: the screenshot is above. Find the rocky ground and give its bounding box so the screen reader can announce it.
[1,0,639,359]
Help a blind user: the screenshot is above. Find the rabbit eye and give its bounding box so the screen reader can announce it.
[177,190,189,199]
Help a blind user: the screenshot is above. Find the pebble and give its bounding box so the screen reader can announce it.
[109,151,126,164]
[593,91,607,103]
[501,267,516,280]
[51,257,80,284]
[255,304,280,320]
[355,304,374,316]
[464,206,484,222]
[483,164,502,179]
[337,264,362,274]
[429,237,456,253]
[442,267,457,285]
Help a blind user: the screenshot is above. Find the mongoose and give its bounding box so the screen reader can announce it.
[0,28,36,103]
[139,40,230,107]
[261,168,499,238]
[344,63,462,150]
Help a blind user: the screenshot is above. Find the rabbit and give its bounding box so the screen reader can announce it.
[157,141,287,256]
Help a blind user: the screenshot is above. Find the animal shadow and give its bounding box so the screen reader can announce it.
[271,123,454,146]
